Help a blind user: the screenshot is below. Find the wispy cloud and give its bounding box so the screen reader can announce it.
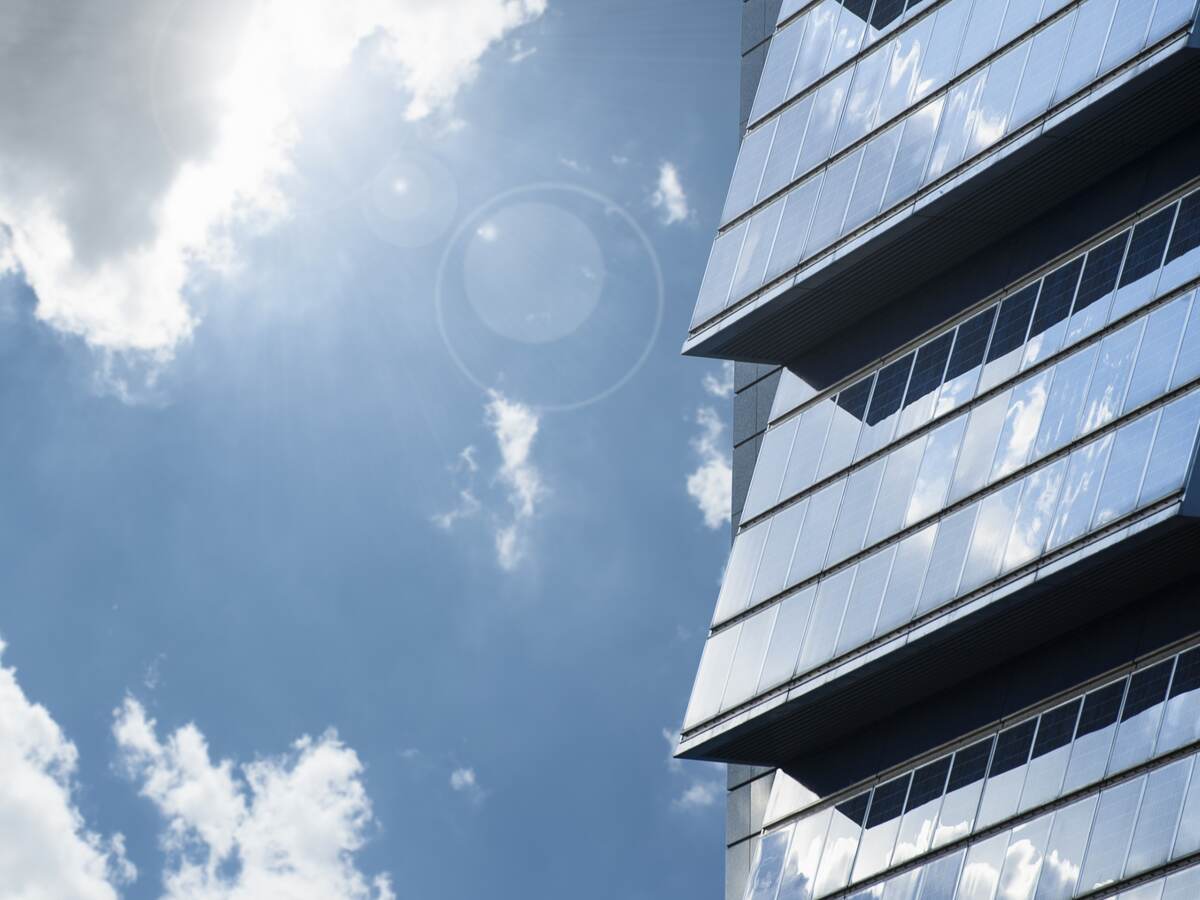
[651,161,690,225]
[434,390,547,570]
[661,728,723,812]
[0,638,134,898]
[114,697,392,899]
[0,0,546,385]
[449,766,488,804]
[686,407,732,530]
[508,39,538,63]
[703,361,735,399]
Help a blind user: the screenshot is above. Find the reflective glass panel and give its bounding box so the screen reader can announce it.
[744,417,800,522]
[1079,319,1141,435]
[1157,646,1200,755]
[722,605,779,711]
[814,792,871,897]
[752,18,806,123]
[1091,411,1158,529]
[961,478,1022,595]
[925,69,986,183]
[1054,0,1119,104]
[1033,344,1098,458]
[761,97,815,201]
[782,403,835,498]
[996,812,1053,900]
[1123,293,1190,415]
[789,481,847,585]
[956,830,1009,900]
[731,198,787,303]
[1107,658,1174,775]
[1077,774,1145,893]
[950,390,1011,503]
[858,352,916,460]
[1111,205,1176,320]
[835,40,896,153]
[977,718,1037,830]
[1164,866,1200,900]
[1062,679,1127,794]
[934,737,994,849]
[958,0,1010,74]
[827,2,870,71]
[963,42,1027,162]
[1009,11,1073,129]
[819,377,875,480]
[758,586,817,692]
[725,121,776,223]
[915,504,975,615]
[1002,457,1067,572]
[893,755,952,866]
[778,806,833,900]
[828,459,887,565]
[1045,432,1113,552]
[907,416,968,525]
[916,0,972,101]
[1023,258,1084,369]
[980,284,1038,393]
[797,567,856,675]
[683,625,740,729]
[796,69,855,179]
[937,307,997,417]
[876,524,936,635]
[1032,795,1098,900]
[752,500,807,606]
[1139,389,1200,504]
[991,370,1051,482]
[1018,697,1082,813]
[836,546,896,655]
[1150,0,1200,41]
[790,3,838,95]
[1172,755,1200,859]
[853,773,914,882]
[1068,229,1130,344]
[714,519,770,624]
[1099,0,1157,77]
[1160,193,1200,295]
[869,435,928,543]
[1125,757,1192,878]
[748,826,794,900]
[1168,292,1200,389]
[804,148,864,259]
[884,95,946,210]
[692,221,747,327]
[845,122,904,233]
[878,14,934,122]
[897,329,954,438]
[767,174,825,283]
[918,848,966,899]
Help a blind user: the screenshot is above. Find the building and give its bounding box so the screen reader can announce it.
[677,2,1200,899]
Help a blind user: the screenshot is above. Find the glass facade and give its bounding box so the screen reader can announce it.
[689,4,1200,900]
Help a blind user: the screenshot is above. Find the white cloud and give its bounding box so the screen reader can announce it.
[435,390,546,570]
[651,161,690,225]
[0,638,133,898]
[660,727,723,812]
[686,406,732,530]
[114,698,392,900]
[703,361,735,399]
[0,0,546,374]
[449,767,487,805]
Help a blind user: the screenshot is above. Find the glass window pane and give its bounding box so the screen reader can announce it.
[828,459,887,565]
[964,42,1028,162]
[805,148,865,259]
[893,755,953,866]
[1169,291,1200,389]
[744,418,801,522]
[853,773,914,882]
[1034,345,1100,459]
[691,221,748,328]
[925,70,988,183]
[1010,12,1074,129]
[836,41,895,153]
[778,807,833,900]
[907,415,969,525]
[872,0,910,33]
[958,0,1010,74]
[724,121,777,223]
[752,19,806,123]
[1003,458,1067,572]
[938,307,998,417]
[683,625,741,729]
[950,390,1011,503]
[1163,866,1200,900]
[1046,433,1114,551]
[960,479,1023,593]
[827,2,870,71]
[869,435,929,544]
[915,504,976,615]
[1108,658,1174,775]
[1160,194,1200,295]
[918,848,967,899]
[758,587,817,692]
[731,198,787,304]
[977,718,1037,829]
[772,371,819,422]
[997,0,1041,45]
[782,402,835,499]
[1054,0,1120,104]
[1121,881,1166,900]
[1062,678,1127,794]
[819,377,875,480]
[898,331,954,438]
[915,0,973,100]
[814,792,871,897]
[754,500,808,605]
[714,519,771,624]
[876,524,936,635]
[1112,205,1176,320]
[767,770,819,826]
[1018,697,1082,813]
[789,481,847,585]
[991,370,1052,482]
[981,286,1038,393]
[996,812,1054,900]
[1157,646,1200,755]
[1099,0,1157,77]
[797,567,856,675]
[956,830,1010,900]
[883,95,946,210]
[836,546,896,655]
[859,352,916,460]
[722,605,780,710]
[796,69,854,178]
[1124,293,1190,415]
[877,15,935,122]
[1077,774,1146,893]
[1171,756,1200,859]
[761,97,814,201]
[1068,230,1131,344]
[934,736,995,849]
[1023,258,1085,369]
[1140,389,1200,505]
[748,826,794,900]
[1092,410,1158,529]
[1150,0,1200,42]
[767,174,825,283]
[1080,319,1142,435]
[1033,795,1099,900]
[881,868,921,900]
[844,122,903,233]
[1125,757,1193,878]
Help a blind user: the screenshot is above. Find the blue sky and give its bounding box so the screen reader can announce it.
[0,1,745,897]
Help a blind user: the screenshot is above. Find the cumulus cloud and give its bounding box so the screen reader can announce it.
[703,361,735,399]
[686,406,732,530]
[449,766,487,804]
[113,697,392,899]
[434,390,546,570]
[0,0,545,372]
[651,162,690,225]
[661,728,722,812]
[0,638,133,898]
